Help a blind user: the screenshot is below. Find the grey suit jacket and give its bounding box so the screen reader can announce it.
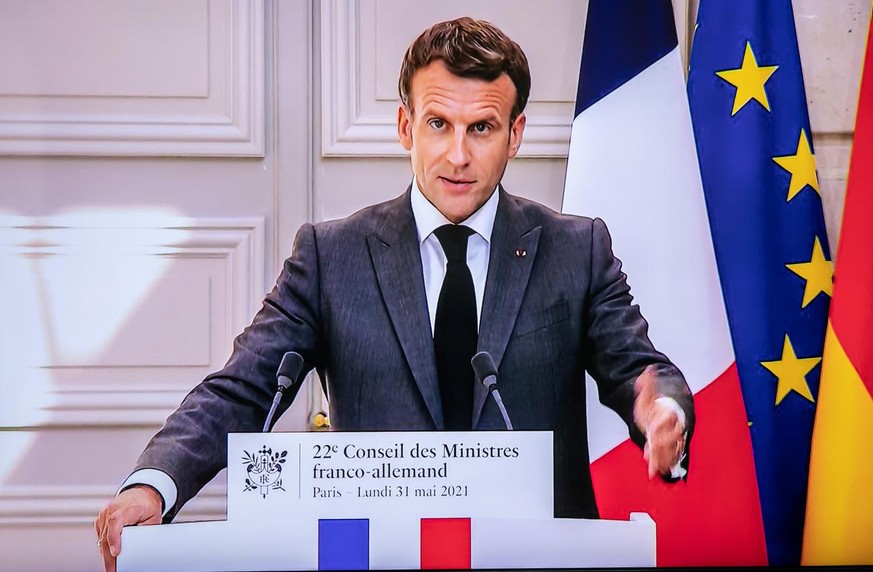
[135,187,695,521]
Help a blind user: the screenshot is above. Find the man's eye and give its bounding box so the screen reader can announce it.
[429,119,444,129]
[473,123,490,133]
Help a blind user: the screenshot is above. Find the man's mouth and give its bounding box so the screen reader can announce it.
[440,176,476,187]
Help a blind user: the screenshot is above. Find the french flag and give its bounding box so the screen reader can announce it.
[562,0,767,566]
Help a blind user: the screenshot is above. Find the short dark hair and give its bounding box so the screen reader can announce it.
[398,17,531,123]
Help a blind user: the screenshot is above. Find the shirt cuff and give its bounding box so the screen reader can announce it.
[653,397,688,479]
[655,396,686,428]
[118,469,177,518]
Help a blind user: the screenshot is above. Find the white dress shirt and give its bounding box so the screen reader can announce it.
[410,177,498,332]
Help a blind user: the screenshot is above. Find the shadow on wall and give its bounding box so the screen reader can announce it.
[0,206,275,568]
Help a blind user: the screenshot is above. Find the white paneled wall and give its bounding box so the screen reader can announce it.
[0,0,265,156]
[0,1,867,569]
[0,217,264,426]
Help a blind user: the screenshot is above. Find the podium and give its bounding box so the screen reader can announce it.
[118,432,655,570]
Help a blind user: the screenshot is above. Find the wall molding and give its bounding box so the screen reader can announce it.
[0,216,265,428]
[320,0,573,158]
[0,484,226,526]
[0,0,265,157]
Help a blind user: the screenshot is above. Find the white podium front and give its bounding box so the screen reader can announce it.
[118,432,655,570]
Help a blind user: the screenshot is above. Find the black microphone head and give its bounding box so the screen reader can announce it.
[277,351,304,389]
[471,351,498,388]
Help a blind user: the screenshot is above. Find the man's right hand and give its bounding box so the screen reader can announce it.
[95,485,163,572]
[633,365,687,479]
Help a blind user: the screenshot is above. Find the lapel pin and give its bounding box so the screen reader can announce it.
[515,249,526,258]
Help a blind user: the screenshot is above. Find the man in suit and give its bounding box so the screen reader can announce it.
[96,16,694,569]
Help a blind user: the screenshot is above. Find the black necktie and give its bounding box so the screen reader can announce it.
[433,224,477,431]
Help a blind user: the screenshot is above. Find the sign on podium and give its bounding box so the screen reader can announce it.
[118,431,655,570]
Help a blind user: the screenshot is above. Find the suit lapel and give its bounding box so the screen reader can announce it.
[473,191,541,427]
[367,192,444,429]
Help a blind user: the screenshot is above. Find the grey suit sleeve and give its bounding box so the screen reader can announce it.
[131,223,325,521]
[582,218,695,457]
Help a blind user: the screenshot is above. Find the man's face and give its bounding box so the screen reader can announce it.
[398,60,526,223]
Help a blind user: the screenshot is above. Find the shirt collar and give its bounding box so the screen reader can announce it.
[410,176,499,245]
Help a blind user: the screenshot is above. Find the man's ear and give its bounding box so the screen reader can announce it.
[508,112,526,158]
[397,105,413,151]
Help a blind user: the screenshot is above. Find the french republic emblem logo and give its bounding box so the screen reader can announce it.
[242,446,287,498]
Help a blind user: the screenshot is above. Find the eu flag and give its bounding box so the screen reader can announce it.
[688,0,831,565]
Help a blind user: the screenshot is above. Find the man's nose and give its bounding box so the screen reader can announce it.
[447,132,471,166]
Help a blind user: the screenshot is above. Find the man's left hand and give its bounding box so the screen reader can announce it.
[633,366,686,479]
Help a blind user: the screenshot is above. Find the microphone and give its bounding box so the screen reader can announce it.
[471,351,513,430]
[262,351,305,432]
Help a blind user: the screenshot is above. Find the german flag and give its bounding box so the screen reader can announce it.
[802,13,873,566]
